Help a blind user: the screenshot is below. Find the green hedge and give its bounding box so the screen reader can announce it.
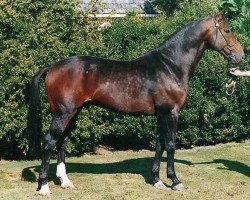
[0,0,249,158]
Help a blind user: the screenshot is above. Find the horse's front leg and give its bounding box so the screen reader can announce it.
[165,108,185,191]
[154,107,185,191]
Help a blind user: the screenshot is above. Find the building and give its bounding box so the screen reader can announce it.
[80,0,157,18]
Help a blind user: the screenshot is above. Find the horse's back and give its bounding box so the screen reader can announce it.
[44,55,155,114]
[44,55,187,115]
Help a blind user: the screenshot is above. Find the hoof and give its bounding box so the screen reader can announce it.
[61,181,75,189]
[172,183,185,191]
[38,183,51,196]
[153,180,167,189]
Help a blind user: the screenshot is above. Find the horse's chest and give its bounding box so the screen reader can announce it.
[153,82,187,110]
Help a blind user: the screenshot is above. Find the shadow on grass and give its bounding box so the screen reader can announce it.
[194,159,250,177]
[21,157,249,186]
[21,157,191,185]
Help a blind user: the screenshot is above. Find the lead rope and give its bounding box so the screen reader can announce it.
[225,60,237,95]
[225,78,236,95]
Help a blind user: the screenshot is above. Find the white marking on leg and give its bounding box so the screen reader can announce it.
[56,162,74,189]
[172,183,185,191]
[56,162,66,177]
[153,180,167,189]
[38,183,51,196]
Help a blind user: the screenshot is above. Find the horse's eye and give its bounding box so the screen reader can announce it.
[224,29,231,33]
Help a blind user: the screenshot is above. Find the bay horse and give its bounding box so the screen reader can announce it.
[29,11,244,195]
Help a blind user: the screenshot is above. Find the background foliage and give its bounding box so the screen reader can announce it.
[218,0,250,34]
[0,0,249,159]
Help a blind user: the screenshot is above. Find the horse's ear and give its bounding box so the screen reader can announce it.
[215,10,224,21]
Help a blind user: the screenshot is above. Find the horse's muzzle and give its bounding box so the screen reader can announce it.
[229,52,245,65]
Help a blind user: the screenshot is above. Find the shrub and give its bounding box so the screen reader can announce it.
[0,0,102,158]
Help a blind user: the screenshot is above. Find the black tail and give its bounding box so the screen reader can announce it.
[28,65,50,158]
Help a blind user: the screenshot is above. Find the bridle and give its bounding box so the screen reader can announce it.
[211,17,239,95]
[212,17,238,60]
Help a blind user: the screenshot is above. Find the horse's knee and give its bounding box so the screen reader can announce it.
[166,141,176,152]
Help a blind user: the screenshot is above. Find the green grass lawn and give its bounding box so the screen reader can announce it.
[0,141,249,200]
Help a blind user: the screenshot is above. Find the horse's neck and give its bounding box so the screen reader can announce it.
[157,21,208,83]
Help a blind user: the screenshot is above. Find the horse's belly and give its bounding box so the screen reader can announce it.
[112,98,155,114]
[110,101,154,114]
[93,89,155,114]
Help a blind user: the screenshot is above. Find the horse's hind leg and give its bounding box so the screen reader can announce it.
[56,136,73,189]
[56,110,80,189]
[38,111,76,195]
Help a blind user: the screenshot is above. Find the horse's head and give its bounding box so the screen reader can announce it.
[206,11,245,65]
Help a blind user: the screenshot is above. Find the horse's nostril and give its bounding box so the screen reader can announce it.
[242,55,245,60]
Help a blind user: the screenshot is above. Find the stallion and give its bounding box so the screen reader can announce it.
[29,11,244,195]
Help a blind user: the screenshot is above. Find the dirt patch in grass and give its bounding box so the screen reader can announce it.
[0,160,8,164]
[92,145,114,155]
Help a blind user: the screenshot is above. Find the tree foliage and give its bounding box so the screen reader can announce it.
[219,0,250,34]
